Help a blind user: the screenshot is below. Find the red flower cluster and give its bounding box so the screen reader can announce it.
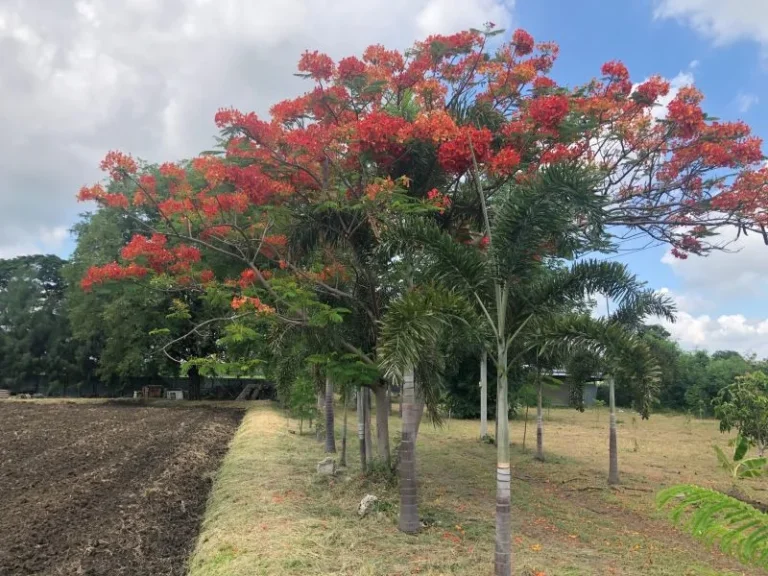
[337,56,366,81]
[437,126,492,174]
[81,262,148,291]
[488,148,522,177]
[600,60,632,96]
[100,151,137,181]
[512,29,535,56]
[298,50,335,81]
[230,296,275,314]
[667,86,705,138]
[528,95,569,129]
[426,188,451,213]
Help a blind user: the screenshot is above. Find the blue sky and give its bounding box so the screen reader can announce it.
[2,0,767,354]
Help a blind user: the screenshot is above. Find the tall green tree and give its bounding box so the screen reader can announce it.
[0,255,77,393]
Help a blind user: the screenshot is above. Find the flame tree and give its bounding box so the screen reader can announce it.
[77,25,768,575]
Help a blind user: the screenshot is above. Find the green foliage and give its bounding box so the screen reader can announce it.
[714,372,768,456]
[0,255,78,392]
[713,436,767,481]
[657,484,768,569]
[290,375,317,433]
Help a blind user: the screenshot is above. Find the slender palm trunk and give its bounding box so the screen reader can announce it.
[480,350,488,438]
[374,385,392,467]
[535,378,544,461]
[357,389,366,473]
[495,343,511,576]
[364,387,373,465]
[398,368,420,533]
[608,375,619,485]
[315,390,323,442]
[523,405,529,450]
[340,388,348,467]
[324,376,336,453]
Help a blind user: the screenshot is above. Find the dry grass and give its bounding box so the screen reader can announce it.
[187,403,766,576]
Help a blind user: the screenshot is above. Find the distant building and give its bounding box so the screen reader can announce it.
[538,368,602,408]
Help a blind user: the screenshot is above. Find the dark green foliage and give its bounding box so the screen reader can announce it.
[0,255,78,393]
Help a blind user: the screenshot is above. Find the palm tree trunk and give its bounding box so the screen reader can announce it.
[364,387,373,465]
[315,390,323,442]
[324,376,336,453]
[480,350,488,438]
[398,367,420,533]
[357,389,366,473]
[523,405,529,450]
[340,388,348,467]
[374,385,391,467]
[535,379,544,461]
[608,375,619,485]
[495,343,511,576]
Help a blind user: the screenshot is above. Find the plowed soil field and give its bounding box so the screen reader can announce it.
[0,401,242,576]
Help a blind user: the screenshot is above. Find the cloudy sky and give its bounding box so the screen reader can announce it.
[2,0,768,355]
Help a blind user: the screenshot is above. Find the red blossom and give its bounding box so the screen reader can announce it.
[437,126,492,174]
[100,151,137,181]
[533,76,556,91]
[512,29,535,56]
[528,95,569,129]
[200,270,215,284]
[489,148,522,177]
[298,50,335,81]
[337,56,367,81]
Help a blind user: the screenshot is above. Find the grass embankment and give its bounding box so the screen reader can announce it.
[188,404,762,576]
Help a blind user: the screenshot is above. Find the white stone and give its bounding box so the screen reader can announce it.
[357,494,378,517]
[316,457,336,476]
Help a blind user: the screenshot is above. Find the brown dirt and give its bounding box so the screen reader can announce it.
[0,401,242,576]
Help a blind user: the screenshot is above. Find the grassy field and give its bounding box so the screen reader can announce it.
[188,403,764,576]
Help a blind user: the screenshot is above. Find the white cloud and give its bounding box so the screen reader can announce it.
[654,0,768,47]
[655,288,768,356]
[0,0,515,259]
[734,91,759,113]
[661,231,768,297]
[658,230,768,357]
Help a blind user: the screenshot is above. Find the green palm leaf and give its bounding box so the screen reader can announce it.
[658,484,768,568]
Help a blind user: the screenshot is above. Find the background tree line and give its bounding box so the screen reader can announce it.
[1,241,763,418]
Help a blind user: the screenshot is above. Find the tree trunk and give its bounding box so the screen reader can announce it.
[374,385,391,467]
[523,405,529,450]
[495,343,512,576]
[535,379,544,461]
[608,375,620,485]
[324,376,336,453]
[398,368,420,533]
[188,365,201,400]
[387,387,393,416]
[316,390,324,442]
[357,389,366,473]
[340,388,348,467]
[364,387,373,465]
[480,350,488,438]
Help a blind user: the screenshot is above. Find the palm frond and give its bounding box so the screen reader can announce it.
[492,163,604,281]
[382,217,490,299]
[378,284,477,383]
[531,314,661,417]
[658,484,768,569]
[610,289,676,327]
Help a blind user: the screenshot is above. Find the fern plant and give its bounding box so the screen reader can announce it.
[657,484,768,568]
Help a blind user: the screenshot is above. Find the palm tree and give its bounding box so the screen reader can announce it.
[379,162,672,575]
